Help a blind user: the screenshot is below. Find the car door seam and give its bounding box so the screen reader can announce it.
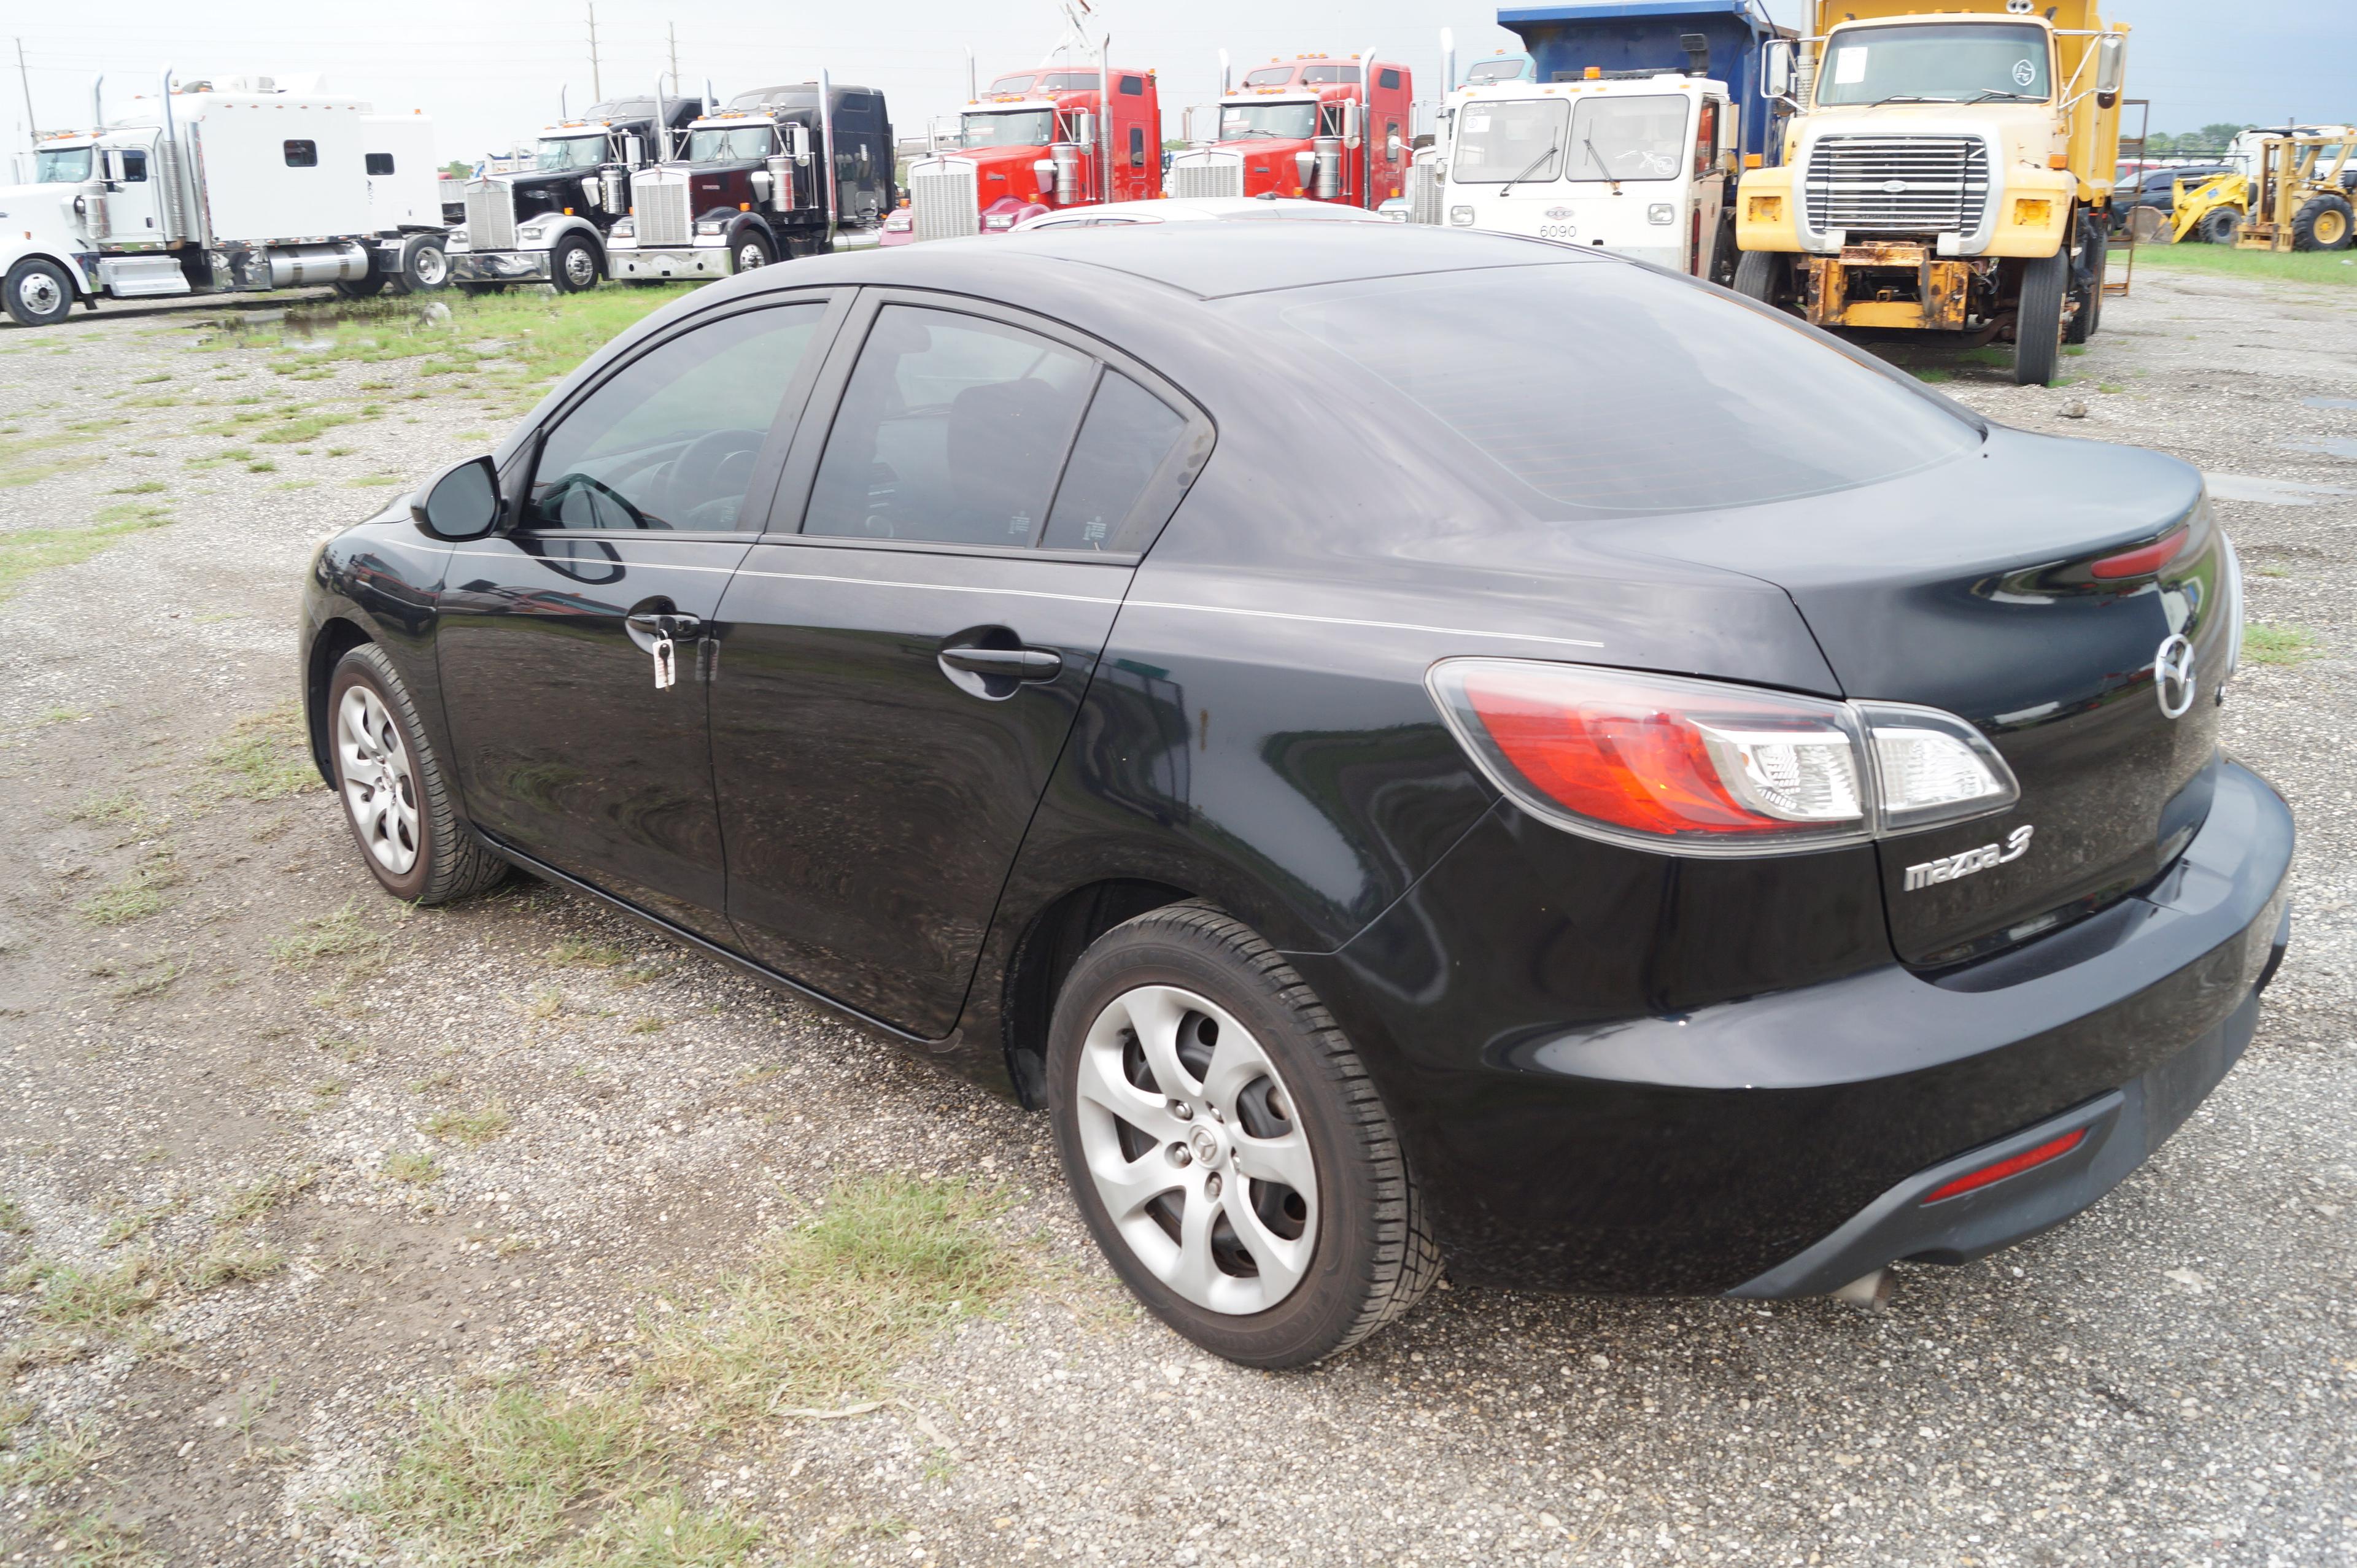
[1123,599,1605,650]
[727,566,1126,606]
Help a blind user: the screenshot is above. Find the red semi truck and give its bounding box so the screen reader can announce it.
[1167,52,1414,207]
[892,60,1163,242]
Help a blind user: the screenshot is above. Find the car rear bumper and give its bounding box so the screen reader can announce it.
[1291,757,2295,1295]
[450,250,552,282]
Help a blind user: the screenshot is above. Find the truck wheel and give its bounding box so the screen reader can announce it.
[1709,214,1739,289]
[4,258,75,328]
[1732,249,1786,309]
[549,233,600,293]
[730,231,775,274]
[393,234,452,295]
[2198,209,2242,246]
[332,273,389,300]
[2065,223,2105,344]
[2013,248,2069,387]
[2292,193,2355,252]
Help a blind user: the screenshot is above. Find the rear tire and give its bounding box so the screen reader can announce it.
[2292,193,2355,252]
[392,234,451,295]
[549,233,600,293]
[2198,209,2242,246]
[328,644,509,906]
[2013,247,2069,386]
[4,258,75,328]
[1732,248,1785,307]
[1046,902,1439,1369]
[2065,220,2105,344]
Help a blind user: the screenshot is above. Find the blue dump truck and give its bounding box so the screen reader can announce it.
[1494,0,1793,169]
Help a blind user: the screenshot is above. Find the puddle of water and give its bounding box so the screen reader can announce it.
[2204,472,2357,506]
[2283,439,2357,460]
[2303,396,2357,410]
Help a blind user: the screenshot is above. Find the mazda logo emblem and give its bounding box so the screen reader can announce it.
[2153,634,2197,719]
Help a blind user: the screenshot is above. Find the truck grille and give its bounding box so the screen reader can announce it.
[1169,153,1244,200]
[632,168,694,247]
[1408,159,1444,225]
[464,179,517,250]
[910,161,980,241]
[1802,136,1989,236]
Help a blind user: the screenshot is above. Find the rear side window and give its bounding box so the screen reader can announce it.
[1120,75,1145,96]
[1379,68,1403,90]
[366,152,395,175]
[119,150,148,181]
[1044,373,1186,550]
[284,140,318,168]
[1129,126,1146,168]
[1268,265,1976,516]
[803,306,1095,546]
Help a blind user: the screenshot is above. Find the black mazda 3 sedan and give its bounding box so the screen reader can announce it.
[300,225,2293,1367]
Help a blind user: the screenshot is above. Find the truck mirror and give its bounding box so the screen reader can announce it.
[103,149,128,184]
[1074,112,1096,148]
[412,456,501,542]
[2094,35,2127,99]
[1764,40,1795,101]
[1342,101,1363,150]
[789,123,812,167]
[1388,131,1404,163]
[1182,105,1206,145]
[622,133,643,166]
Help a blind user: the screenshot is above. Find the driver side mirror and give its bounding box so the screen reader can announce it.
[102,148,128,185]
[789,123,812,167]
[412,455,501,541]
[622,133,644,166]
[2094,35,2127,99]
[1182,105,1209,145]
[1387,131,1405,163]
[1341,101,1363,150]
[1763,39,1796,101]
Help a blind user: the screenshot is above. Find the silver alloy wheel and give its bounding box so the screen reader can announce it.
[1074,984,1318,1315]
[412,243,449,287]
[15,270,63,319]
[560,244,596,288]
[336,686,421,875]
[736,240,767,272]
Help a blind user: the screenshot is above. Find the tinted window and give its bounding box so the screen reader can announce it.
[1120,75,1145,96]
[1043,373,1186,551]
[284,140,318,168]
[1242,68,1293,88]
[1129,125,1146,168]
[803,306,1093,546]
[528,304,826,531]
[365,152,395,176]
[1379,68,1403,90]
[119,150,147,181]
[1268,265,1976,516]
[1302,65,1358,85]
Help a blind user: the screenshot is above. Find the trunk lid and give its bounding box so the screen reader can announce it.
[1592,428,2227,968]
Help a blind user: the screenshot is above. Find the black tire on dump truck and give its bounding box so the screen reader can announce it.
[1732,249,1785,307]
[2013,247,2070,387]
[2065,220,2106,345]
[2292,193,2355,252]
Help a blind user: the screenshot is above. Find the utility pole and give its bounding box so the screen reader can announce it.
[586,2,603,104]
[14,38,36,146]
[668,23,681,99]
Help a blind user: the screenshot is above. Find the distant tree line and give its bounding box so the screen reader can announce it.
[2140,124,2254,158]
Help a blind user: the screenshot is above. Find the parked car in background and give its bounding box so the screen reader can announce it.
[300,225,2291,1368]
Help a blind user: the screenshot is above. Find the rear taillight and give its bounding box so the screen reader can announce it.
[1428,659,2018,857]
[2088,526,2188,580]
[1921,1127,2086,1204]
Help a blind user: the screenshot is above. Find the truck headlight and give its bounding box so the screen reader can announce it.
[2011,198,2054,228]
[1648,204,1675,225]
[1448,205,1475,226]
[609,218,634,239]
[695,218,728,235]
[447,226,470,246]
[983,213,1016,230]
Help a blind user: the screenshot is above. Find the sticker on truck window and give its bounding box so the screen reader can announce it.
[1832,48,1868,85]
[2011,58,2037,88]
[1463,113,1492,131]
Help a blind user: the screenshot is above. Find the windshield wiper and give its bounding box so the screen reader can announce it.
[1581,134,1622,195]
[1965,88,2042,103]
[1500,142,1562,198]
[1867,94,1960,106]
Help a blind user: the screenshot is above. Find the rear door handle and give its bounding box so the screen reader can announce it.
[627,611,704,641]
[939,644,1062,681]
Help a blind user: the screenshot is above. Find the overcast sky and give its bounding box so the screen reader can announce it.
[10,0,2352,165]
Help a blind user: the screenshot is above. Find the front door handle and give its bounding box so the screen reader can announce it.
[627,611,705,641]
[940,644,1062,682]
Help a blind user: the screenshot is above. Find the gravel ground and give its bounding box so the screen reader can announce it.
[0,264,2350,1567]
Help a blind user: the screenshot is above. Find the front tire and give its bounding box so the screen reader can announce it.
[2293,193,2355,252]
[730,231,776,274]
[392,234,451,295]
[1732,248,1785,308]
[2013,247,2069,386]
[328,644,508,905]
[2198,209,2242,246]
[2065,219,2105,345]
[1047,903,1439,1369]
[4,258,75,328]
[549,233,601,293]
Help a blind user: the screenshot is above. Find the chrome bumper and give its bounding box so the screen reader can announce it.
[449,250,553,282]
[609,247,732,280]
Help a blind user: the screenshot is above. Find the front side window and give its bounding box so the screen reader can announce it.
[284,140,318,168]
[1562,96,1689,182]
[34,146,93,182]
[988,73,1038,96]
[1266,264,1976,516]
[1466,58,1528,85]
[1221,102,1317,141]
[1302,65,1358,85]
[1039,72,1100,91]
[365,152,395,176]
[528,304,827,532]
[1816,23,2052,107]
[960,110,1057,148]
[685,125,776,161]
[1043,373,1187,551]
[1129,126,1146,168]
[118,149,148,182]
[1242,67,1293,89]
[803,306,1095,546]
[535,136,606,172]
[1452,98,1568,183]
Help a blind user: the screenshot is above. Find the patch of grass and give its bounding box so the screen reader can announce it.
[422,1099,513,1146]
[346,473,406,487]
[75,853,182,927]
[12,1253,164,1332]
[107,479,168,495]
[549,938,631,969]
[2244,621,2320,666]
[640,1176,1020,1423]
[112,957,185,1002]
[99,1197,184,1248]
[2096,382,2124,395]
[68,789,157,833]
[1911,367,1954,384]
[1959,346,2011,367]
[384,1151,442,1185]
[253,412,355,445]
[2,1416,112,1490]
[2062,344,2089,357]
[552,1491,764,1566]
[0,508,173,603]
[246,458,279,473]
[624,1016,665,1036]
[270,901,390,969]
[0,1197,29,1235]
[2134,242,2357,287]
[180,1240,285,1292]
[325,445,356,457]
[216,1168,317,1226]
[358,1383,662,1565]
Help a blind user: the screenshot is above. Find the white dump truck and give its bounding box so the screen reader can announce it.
[1,71,452,328]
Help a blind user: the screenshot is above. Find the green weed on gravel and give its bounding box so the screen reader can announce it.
[75,853,181,927]
[0,508,172,603]
[548,938,631,969]
[0,1197,29,1235]
[209,704,319,800]
[273,902,390,964]
[2245,622,2321,666]
[384,1151,442,1185]
[421,1099,513,1146]
[216,1168,317,1226]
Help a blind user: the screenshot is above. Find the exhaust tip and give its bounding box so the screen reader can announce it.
[1829,1269,1891,1311]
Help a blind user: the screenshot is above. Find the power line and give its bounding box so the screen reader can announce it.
[586,1,602,102]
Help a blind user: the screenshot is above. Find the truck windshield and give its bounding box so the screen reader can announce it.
[1562,96,1689,182]
[1452,99,1567,183]
[1301,65,1358,85]
[686,125,775,161]
[1221,102,1317,141]
[1465,58,1531,85]
[961,110,1058,148]
[535,136,608,172]
[35,147,93,182]
[1816,23,2051,106]
[1242,68,1295,88]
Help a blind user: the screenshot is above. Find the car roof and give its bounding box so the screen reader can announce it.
[980,221,1588,299]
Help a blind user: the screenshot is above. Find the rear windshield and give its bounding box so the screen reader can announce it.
[1263,263,1978,516]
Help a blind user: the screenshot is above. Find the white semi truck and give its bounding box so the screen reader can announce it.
[1,72,453,328]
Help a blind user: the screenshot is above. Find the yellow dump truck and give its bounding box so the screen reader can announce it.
[1732,0,2129,385]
